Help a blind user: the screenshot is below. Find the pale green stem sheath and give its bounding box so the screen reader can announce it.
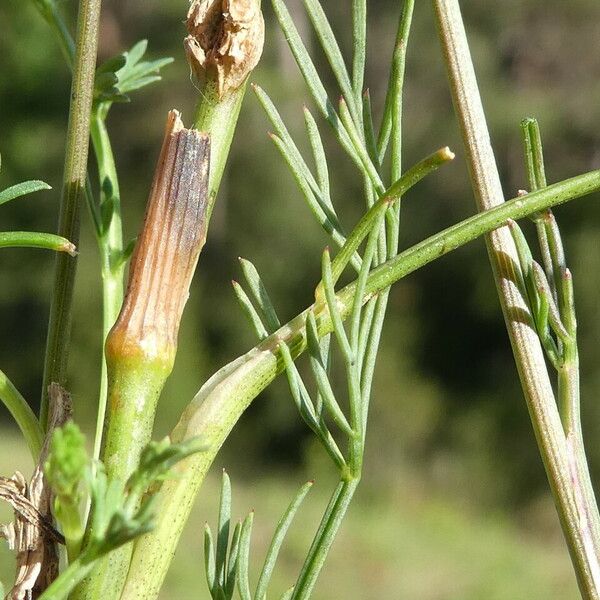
[0,232,76,255]
[0,369,44,460]
[434,0,600,596]
[40,0,103,428]
[122,167,600,600]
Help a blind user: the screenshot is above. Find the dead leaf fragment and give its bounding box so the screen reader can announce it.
[0,384,72,599]
[185,0,265,98]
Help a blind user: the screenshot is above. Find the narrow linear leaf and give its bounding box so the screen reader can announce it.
[239,258,281,332]
[521,117,547,191]
[378,0,414,169]
[253,85,323,200]
[225,521,242,599]
[302,0,360,123]
[216,470,232,588]
[303,106,332,207]
[254,481,314,600]
[270,0,360,163]
[0,180,51,206]
[338,98,385,194]
[269,133,351,261]
[204,523,217,595]
[320,248,352,363]
[237,512,254,600]
[232,280,269,340]
[352,0,367,100]
[279,340,346,469]
[362,90,380,169]
[0,231,76,255]
[532,261,570,344]
[306,312,354,437]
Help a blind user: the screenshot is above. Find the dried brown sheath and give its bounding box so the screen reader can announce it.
[107,110,210,367]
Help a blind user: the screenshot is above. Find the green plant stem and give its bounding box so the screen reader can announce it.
[0,369,44,460]
[40,0,103,428]
[0,232,75,254]
[193,80,247,222]
[291,479,359,600]
[90,108,125,464]
[30,0,127,449]
[72,356,173,600]
[433,0,600,596]
[121,168,600,599]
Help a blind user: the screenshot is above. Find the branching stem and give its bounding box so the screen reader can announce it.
[122,166,600,600]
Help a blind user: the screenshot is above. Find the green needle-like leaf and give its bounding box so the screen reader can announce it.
[338,97,385,194]
[269,133,351,258]
[302,0,360,123]
[362,90,380,169]
[303,106,332,208]
[306,312,354,437]
[270,0,359,163]
[352,0,367,100]
[280,340,346,469]
[232,280,269,340]
[0,231,76,255]
[253,85,322,198]
[522,117,548,191]
[321,248,352,363]
[237,512,254,600]
[225,521,242,599]
[0,369,43,460]
[254,481,314,600]
[239,258,281,332]
[378,0,414,169]
[561,268,577,339]
[532,261,570,345]
[216,470,232,589]
[204,523,217,595]
[0,180,51,206]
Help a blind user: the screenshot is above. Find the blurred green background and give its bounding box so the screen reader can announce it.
[1,0,600,598]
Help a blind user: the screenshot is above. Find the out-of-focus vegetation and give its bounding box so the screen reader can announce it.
[1,0,599,597]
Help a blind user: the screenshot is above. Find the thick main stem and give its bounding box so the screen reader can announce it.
[40,0,103,427]
[433,0,600,596]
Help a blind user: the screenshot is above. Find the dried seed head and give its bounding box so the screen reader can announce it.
[106,110,210,367]
[185,0,265,99]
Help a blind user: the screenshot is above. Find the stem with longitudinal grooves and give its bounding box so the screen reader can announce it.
[433,0,600,596]
[40,0,103,428]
